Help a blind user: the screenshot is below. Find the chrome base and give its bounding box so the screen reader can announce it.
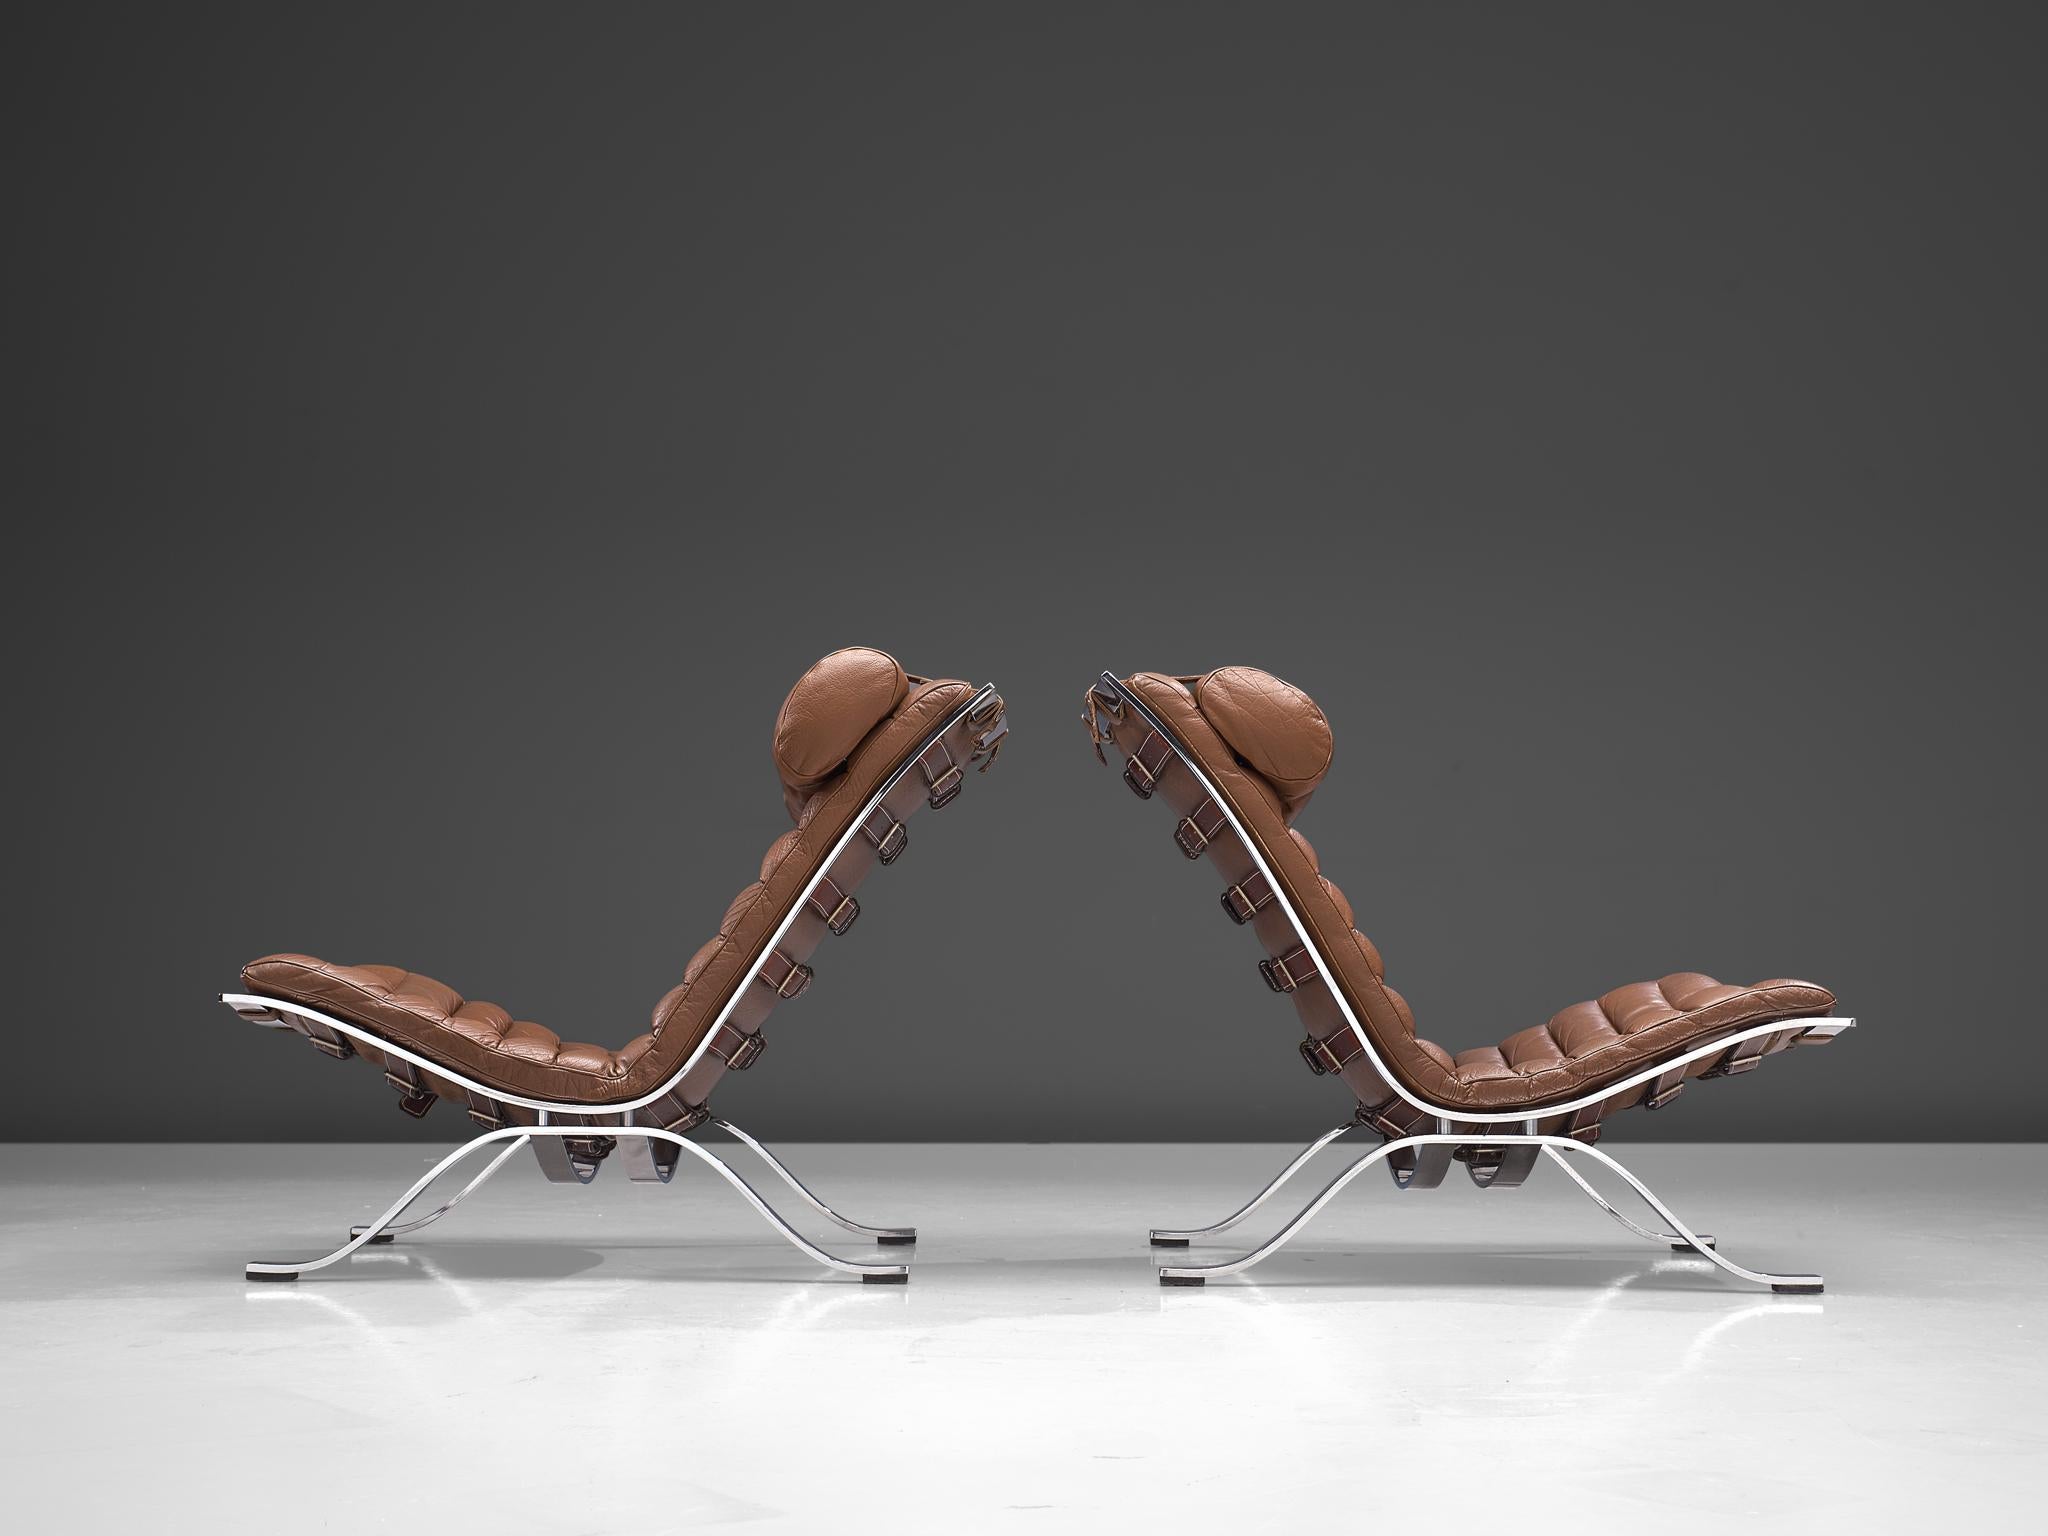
[1153,1131,1821,1292]
[248,1120,913,1283]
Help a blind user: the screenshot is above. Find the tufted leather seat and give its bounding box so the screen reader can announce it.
[235,649,1006,1129]
[1084,668,1837,1133]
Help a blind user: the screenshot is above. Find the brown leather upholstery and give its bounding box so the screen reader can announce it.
[240,649,1005,1129]
[1084,669,1837,1134]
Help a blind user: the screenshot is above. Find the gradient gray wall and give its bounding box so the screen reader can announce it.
[12,4,2041,1141]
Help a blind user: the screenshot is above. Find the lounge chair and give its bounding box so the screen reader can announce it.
[222,648,1007,1283]
[1082,667,1850,1292]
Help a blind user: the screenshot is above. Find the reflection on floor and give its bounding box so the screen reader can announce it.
[1,1142,2041,1531]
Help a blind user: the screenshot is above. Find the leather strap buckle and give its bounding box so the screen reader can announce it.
[1260,944,1319,994]
[1702,1037,1769,1079]
[1644,1068,1687,1109]
[646,1097,709,1135]
[861,806,907,864]
[713,1023,766,1071]
[1299,1030,1361,1076]
[757,950,812,1000]
[667,1103,710,1134]
[384,1060,433,1116]
[1122,730,1172,799]
[1220,871,1274,924]
[1174,798,1228,859]
[465,1090,505,1131]
[307,1035,355,1060]
[807,876,859,935]
[919,741,964,808]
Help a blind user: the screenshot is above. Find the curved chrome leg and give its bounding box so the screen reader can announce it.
[1160,1138,1411,1285]
[711,1117,915,1244]
[1553,1141,1821,1293]
[1160,1135,1821,1292]
[247,1130,522,1280]
[348,1137,530,1244]
[246,1127,909,1283]
[1148,1122,1357,1246]
[1540,1146,1715,1251]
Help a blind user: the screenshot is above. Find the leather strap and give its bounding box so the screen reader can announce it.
[1461,1143,1540,1189]
[638,1091,709,1136]
[1220,870,1275,924]
[1174,798,1229,859]
[805,873,859,935]
[1643,1064,1688,1109]
[917,739,963,808]
[1260,944,1321,994]
[533,1135,606,1184]
[708,1021,766,1071]
[1564,1104,1605,1144]
[756,949,811,1000]
[1356,1096,1432,1140]
[860,805,907,864]
[464,1089,504,1130]
[1702,1033,1772,1079]
[383,1056,435,1118]
[1299,1028,1364,1076]
[302,1019,354,1060]
[1123,729,1173,799]
[1388,1141,1455,1190]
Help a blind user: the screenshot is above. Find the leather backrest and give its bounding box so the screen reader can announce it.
[1114,669,1470,1108]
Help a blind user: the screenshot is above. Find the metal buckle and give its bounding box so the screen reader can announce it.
[1122,757,1158,799]
[926,762,963,808]
[1645,1080,1685,1109]
[1298,1035,1337,1075]
[1174,817,1210,858]
[863,810,908,864]
[824,894,859,935]
[660,1101,710,1134]
[1220,883,1259,924]
[761,959,811,1000]
[724,1031,766,1071]
[1261,952,1311,993]
[307,1035,355,1060]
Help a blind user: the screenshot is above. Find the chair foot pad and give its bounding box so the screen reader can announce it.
[875,1234,916,1246]
[1160,1274,1205,1286]
[1150,1237,1191,1247]
[1773,1282,1824,1294]
[247,1270,298,1282]
[862,1272,909,1284]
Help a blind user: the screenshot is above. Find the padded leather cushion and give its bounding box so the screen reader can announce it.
[1450,973,1836,1092]
[774,647,909,814]
[1194,667,1332,819]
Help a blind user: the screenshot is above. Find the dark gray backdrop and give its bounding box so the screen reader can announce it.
[11,3,2042,1141]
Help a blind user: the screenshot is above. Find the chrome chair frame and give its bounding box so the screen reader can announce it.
[222,685,1002,1286]
[1092,672,1854,1294]
[240,1115,912,1284]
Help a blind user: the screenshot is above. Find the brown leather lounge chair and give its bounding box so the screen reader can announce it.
[222,649,1007,1283]
[1082,668,1852,1292]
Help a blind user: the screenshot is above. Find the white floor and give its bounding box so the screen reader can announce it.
[2,1141,2041,1533]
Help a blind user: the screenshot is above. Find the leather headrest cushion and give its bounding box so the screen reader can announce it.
[1194,667,1333,806]
[773,647,910,800]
